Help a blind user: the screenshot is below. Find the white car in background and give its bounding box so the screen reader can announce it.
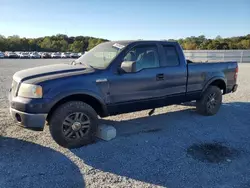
[30,52,40,59]
[51,52,61,58]
[15,51,22,56]
[5,51,19,58]
[19,52,30,58]
[0,51,5,58]
[61,52,71,58]
[78,52,84,57]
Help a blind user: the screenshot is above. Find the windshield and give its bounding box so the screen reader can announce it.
[75,42,126,69]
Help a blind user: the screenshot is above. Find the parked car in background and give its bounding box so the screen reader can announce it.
[0,51,5,58]
[30,52,41,59]
[70,52,79,58]
[78,52,83,57]
[51,52,61,58]
[15,51,22,57]
[41,52,51,58]
[5,51,18,58]
[19,52,30,58]
[2,51,88,59]
[61,52,71,58]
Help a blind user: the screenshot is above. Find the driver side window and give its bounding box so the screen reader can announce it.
[123,45,160,72]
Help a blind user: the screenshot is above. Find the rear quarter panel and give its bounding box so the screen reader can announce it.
[187,61,237,93]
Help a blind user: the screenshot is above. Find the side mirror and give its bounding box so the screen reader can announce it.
[119,61,136,73]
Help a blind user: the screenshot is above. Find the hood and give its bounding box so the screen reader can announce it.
[13,63,94,84]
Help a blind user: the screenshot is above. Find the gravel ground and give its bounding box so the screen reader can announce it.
[0,59,250,188]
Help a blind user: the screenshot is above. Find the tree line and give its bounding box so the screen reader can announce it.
[0,34,249,52]
[0,34,108,52]
[170,34,250,50]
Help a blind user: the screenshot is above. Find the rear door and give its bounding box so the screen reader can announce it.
[158,44,187,103]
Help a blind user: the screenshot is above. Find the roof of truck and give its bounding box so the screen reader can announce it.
[109,40,179,46]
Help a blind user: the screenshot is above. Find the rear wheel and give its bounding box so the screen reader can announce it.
[49,101,98,148]
[196,86,222,116]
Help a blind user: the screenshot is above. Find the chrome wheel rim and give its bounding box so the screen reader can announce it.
[62,112,90,140]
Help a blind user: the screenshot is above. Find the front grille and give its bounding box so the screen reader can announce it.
[11,80,18,97]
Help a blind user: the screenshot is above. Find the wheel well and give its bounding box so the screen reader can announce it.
[210,79,226,94]
[47,94,106,122]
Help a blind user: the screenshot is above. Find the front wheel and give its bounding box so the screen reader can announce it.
[196,86,222,116]
[49,101,98,148]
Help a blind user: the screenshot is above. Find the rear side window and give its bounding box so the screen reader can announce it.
[163,46,180,66]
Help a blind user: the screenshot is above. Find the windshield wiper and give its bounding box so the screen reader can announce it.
[70,60,76,65]
[71,60,95,69]
[71,60,82,65]
[85,63,95,69]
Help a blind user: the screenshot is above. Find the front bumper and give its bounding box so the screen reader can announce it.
[9,107,47,131]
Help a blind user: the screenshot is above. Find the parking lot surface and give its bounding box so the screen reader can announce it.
[0,59,250,188]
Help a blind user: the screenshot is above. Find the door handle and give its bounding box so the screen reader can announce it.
[156,73,164,81]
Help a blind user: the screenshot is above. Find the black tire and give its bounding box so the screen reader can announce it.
[49,101,98,148]
[196,86,222,116]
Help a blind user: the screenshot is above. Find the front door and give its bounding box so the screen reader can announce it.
[107,44,166,115]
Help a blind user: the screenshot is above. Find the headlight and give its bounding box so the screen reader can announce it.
[18,83,43,98]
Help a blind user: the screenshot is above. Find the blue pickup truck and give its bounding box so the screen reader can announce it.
[9,41,238,148]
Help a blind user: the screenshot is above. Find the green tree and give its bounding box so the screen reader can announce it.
[88,38,103,50]
[0,35,7,51]
[7,35,21,51]
[240,39,250,49]
[1,34,250,52]
[60,40,68,51]
[28,39,37,51]
[183,42,197,50]
[70,40,84,52]
[40,37,52,51]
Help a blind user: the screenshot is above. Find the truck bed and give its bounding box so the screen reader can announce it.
[187,61,238,93]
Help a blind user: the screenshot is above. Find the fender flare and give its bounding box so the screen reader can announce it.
[202,77,227,94]
[48,89,108,116]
